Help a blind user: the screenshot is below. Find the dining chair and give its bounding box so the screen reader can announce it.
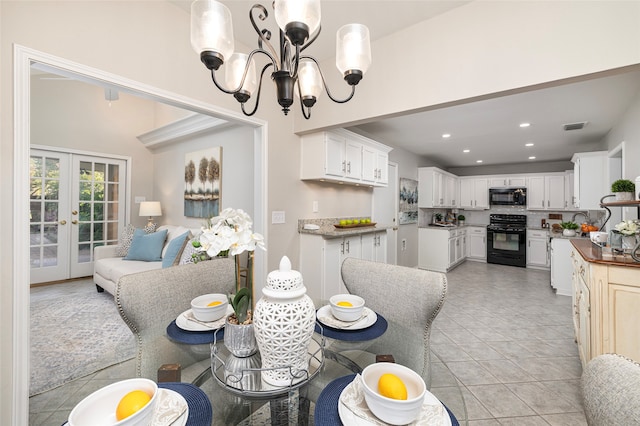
[340,257,447,389]
[116,257,236,382]
[581,353,640,425]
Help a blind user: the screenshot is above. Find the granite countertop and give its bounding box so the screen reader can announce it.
[571,239,640,268]
[298,218,394,238]
[419,223,487,229]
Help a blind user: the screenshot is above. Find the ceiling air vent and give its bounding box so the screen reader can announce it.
[563,121,588,131]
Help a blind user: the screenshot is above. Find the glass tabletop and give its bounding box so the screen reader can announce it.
[189,310,467,425]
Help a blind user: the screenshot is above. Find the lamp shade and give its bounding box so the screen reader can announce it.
[336,24,372,76]
[298,61,322,100]
[225,53,257,95]
[191,0,235,62]
[274,0,321,43]
[139,201,162,217]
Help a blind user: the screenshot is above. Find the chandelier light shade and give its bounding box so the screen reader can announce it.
[190,0,371,119]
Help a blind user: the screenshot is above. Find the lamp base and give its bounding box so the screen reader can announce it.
[144,218,157,233]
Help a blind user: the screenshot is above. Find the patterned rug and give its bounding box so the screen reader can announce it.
[30,278,136,396]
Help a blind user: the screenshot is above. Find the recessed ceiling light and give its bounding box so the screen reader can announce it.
[442,133,451,139]
[519,122,530,128]
[476,160,483,163]
[525,143,534,147]
[529,156,536,160]
[463,149,470,153]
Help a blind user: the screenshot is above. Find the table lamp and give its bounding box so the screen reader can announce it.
[139,201,162,232]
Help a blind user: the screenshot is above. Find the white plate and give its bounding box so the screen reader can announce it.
[337,381,452,426]
[176,305,233,332]
[152,388,189,426]
[316,305,377,330]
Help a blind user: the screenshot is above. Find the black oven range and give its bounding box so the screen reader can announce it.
[486,214,527,268]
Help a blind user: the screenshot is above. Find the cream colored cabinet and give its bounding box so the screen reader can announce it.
[418,167,458,208]
[301,129,392,187]
[488,176,526,188]
[526,229,549,269]
[571,151,607,210]
[527,175,565,210]
[571,245,640,366]
[459,178,489,209]
[467,226,487,261]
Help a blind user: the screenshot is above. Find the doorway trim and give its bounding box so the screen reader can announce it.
[13,44,268,422]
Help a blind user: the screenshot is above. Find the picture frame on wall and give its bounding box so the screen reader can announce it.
[399,178,418,224]
[184,147,222,218]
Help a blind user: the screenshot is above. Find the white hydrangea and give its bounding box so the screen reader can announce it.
[614,220,640,236]
[196,208,266,257]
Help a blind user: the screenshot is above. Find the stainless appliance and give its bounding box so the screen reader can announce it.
[489,187,526,206]
[487,214,527,267]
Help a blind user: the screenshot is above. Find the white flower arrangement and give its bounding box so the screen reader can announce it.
[193,208,266,258]
[613,220,640,236]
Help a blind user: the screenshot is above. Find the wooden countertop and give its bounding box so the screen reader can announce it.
[571,239,640,268]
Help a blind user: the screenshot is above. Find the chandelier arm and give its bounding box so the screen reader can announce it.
[300,24,321,54]
[296,80,312,119]
[300,56,357,104]
[250,4,279,69]
[239,62,273,117]
[209,50,277,95]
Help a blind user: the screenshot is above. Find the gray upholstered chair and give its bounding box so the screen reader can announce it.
[340,258,447,388]
[116,257,236,382]
[581,353,640,425]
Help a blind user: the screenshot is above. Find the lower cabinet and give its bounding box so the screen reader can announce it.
[571,245,640,366]
[467,226,487,261]
[419,227,466,272]
[526,229,550,269]
[300,231,387,302]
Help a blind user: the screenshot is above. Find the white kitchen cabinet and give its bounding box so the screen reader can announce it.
[419,227,465,272]
[564,171,575,210]
[550,237,572,295]
[488,176,526,188]
[459,178,489,209]
[571,151,607,210]
[418,167,458,208]
[361,231,387,263]
[527,175,565,210]
[526,229,550,269]
[467,226,487,261]
[301,129,392,187]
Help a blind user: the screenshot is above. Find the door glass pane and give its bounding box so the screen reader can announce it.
[94,203,104,221]
[108,164,119,182]
[93,223,104,241]
[45,158,60,178]
[44,224,58,244]
[79,161,92,180]
[79,202,91,221]
[30,178,42,198]
[93,183,104,201]
[78,244,91,263]
[94,163,106,181]
[108,183,118,201]
[30,247,41,268]
[44,179,59,200]
[30,157,43,177]
[30,224,42,245]
[107,223,118,240]
[107,202,118,220]
[79,182,92,200]
[78,223,91,242]
[43,246,58,267]
[44,201,58,222]
[30,201,41,222]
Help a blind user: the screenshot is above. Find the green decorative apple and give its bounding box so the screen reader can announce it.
[345,219,353,225]
[339,219,347,226]
[353,219,360,225]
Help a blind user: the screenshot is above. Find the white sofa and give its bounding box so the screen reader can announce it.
[94,225,200,295]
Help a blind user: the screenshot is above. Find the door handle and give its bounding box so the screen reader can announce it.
[59,220,67,225]
[72,219,78,225]
[72,210,78,215]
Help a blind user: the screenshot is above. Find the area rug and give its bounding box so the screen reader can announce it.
[30,279,136,396]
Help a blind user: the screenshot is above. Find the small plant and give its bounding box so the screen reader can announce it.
[560,221,579,230]
[434,213,443,221]
[611,179,635,193]
[228,287,251,324]
[457,215,466,221]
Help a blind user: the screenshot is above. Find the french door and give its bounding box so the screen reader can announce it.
[30,149,127,284]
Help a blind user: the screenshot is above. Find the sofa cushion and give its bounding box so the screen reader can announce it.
[160,226,191,258]
[115,224,136,257]
[124,229,168,262]
[95,256,162,284]
[162,231,191,268]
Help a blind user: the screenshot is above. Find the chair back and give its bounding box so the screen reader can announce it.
[341,258,447,387]
[582,353,640,425]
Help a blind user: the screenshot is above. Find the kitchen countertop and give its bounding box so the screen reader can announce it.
[571,239,640,268]
[298,218,394,238]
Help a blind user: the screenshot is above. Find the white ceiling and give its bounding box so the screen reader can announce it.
[175,1,640,169]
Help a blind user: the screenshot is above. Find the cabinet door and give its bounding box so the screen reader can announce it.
[474,179,489,208]
[444,175,457,207]
[361,146,376,182]
[564,172,575,210]
[527,238,549,267]
[376,152,388,184]
[343,235,362,261]
[360,233,375,261]
[448,237,456,267]
[456,235,466,263]
[418,169,436,208]
[527,176,546,209]
[489,178,507,188]
[375,232,387,263]
[546,175,565,210]
[509,177,527,187]
[325,133,346,177]
[468,232,486,259]
[433,171,444,207]
[345,141,362,180]
[607,284,640,361]
[323,238,344,299]
[577,276,591,364]
[459,179,473,208]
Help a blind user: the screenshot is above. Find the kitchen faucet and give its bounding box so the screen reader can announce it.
[572,212,588,224]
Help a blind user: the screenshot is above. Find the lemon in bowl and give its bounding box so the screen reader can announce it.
[329,294,364,322]
[191,293,228,322]
[68,378,157,426]
[361,363,426,425]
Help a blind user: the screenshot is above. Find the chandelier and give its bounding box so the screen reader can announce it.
[190,0,372,119]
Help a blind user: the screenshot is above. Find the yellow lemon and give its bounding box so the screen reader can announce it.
[336,301,353,307]
[378,373,408,400]
[207,301,223,307]
[115,390,151,421]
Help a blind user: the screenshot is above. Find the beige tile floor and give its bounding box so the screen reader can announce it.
[29,261,585,425]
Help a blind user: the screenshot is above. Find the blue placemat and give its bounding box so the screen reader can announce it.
[315,313,388,341]
[166,320,224,345]
[314,374,460,426]
[159,382,212,426]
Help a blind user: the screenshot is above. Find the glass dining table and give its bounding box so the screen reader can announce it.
[170,302,466,426]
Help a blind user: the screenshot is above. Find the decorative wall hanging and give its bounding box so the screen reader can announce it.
[184,147,222,218]
[399,178,418,224]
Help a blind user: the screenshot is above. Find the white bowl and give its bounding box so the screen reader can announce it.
[329,294,365,322]
[68,378,158,426]
[191,293,228,322]
[361,363,426,425]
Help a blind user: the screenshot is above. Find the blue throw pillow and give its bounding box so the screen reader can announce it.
[124,229,168,262]
[162,231,190,268]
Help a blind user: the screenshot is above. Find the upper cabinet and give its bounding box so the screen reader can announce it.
[488,176,526,188]
[301,129,392,187]
[459,178,489,209]
[572,151,607,210]
[418,167,458,208]
[527,174,566,210]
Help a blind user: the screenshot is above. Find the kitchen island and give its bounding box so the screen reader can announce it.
[570,239,640,367]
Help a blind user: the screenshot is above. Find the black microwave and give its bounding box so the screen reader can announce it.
[489,187,526,206]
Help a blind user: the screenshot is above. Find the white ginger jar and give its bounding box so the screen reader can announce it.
[253,256,316,386]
